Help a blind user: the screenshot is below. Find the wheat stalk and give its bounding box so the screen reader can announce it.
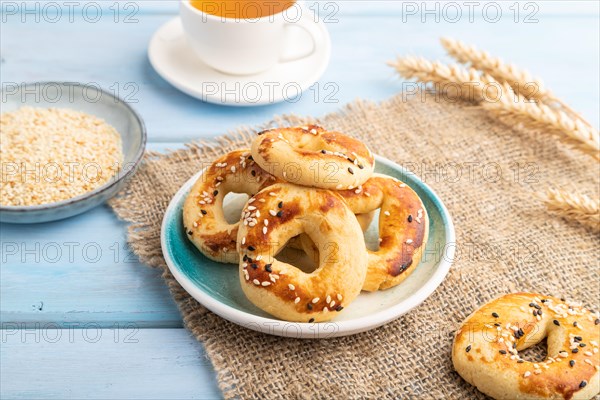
[440,37,591,127]
[390,47,599,228]
[543,189,600,232]
[389,56,600,159]
[483,84,600,159]
[441,37,554,101]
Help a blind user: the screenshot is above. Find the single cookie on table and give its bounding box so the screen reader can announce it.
[453,292,600,400]
[237,183,368,323]
[250,125,375,190]
[183,149,279,263]
[300,174,429,291]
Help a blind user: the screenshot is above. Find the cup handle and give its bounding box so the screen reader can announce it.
[279,6,321,63]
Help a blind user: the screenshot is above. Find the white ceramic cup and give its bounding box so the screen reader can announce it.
[179,0,322,75]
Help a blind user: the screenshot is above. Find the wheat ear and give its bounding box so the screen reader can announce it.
[387,56,493,102]
[440,37,591,126]
[440,37,553,101]
[389,57,600,159]
[543,189,600,232]
[482,84,600,159]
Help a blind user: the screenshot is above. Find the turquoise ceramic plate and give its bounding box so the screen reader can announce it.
[161,155,455,338]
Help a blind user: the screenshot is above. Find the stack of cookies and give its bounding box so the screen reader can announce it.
[183,125,428,322]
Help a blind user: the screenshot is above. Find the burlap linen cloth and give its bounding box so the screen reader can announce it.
[109,94,599,399]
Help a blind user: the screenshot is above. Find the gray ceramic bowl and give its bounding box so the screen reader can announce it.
[0,82,146,223]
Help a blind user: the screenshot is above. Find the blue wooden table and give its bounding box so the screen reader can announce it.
[1,2,598,398]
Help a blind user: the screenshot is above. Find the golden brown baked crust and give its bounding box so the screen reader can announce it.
[182,150,279,263]
[250,125,375,190]
[453,293,600,400]
[237,183,368,322]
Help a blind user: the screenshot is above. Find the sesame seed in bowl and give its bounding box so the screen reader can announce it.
[0,82,146,224]
[1,107,124,206]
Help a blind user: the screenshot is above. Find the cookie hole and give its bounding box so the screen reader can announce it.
[518,338,548,362]
[277,236,319,273]
[363,209,381,251]
[222,192,249,224]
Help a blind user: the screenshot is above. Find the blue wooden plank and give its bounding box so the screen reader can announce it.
[2,13,597,144]
[2,1,598,17]
[0,328,221,400]
[0,205,182,328]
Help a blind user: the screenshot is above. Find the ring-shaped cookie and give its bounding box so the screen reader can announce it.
[237,183,368,322]
[453,293,600,400]
[250,125,375,190]
[335,174,429,291]
[183,149,278,263]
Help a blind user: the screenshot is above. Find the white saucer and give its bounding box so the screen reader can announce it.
[148,17,331,106]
